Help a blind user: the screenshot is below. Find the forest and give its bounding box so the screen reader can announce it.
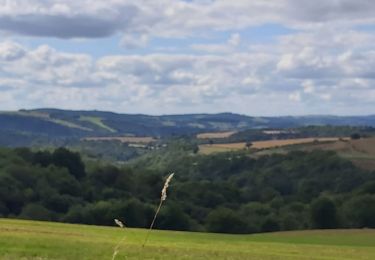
[1,142,375,234]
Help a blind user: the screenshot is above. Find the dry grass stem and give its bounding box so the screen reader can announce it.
[112,219,126,260]
[142,173,174,247]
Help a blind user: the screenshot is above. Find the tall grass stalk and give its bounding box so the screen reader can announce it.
[112,219,126,260]
[142,173,174,247]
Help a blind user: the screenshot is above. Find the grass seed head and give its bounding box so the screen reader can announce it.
[114,219,125,228]
[161,173,174,201]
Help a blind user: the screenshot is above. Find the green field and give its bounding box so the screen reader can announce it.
[0,219,374,259]
[79,116,117,133]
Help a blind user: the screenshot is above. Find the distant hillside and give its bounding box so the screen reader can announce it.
[1,108,375,146]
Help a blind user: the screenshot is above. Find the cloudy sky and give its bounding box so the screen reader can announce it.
[0,0,375,116]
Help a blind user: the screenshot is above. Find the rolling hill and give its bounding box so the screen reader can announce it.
[1,108,375,146]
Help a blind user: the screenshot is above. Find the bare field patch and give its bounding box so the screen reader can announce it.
[350,137,375,154]
[197,131,237,139]
[199,143,245,154]
[251,137,348,149]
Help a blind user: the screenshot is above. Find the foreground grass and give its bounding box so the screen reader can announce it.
[0,219,374,259]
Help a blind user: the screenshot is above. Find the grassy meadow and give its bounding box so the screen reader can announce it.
[0,219,374,259]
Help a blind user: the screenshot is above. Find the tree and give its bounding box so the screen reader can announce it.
[350,133,361,140]
[201,191,225,208]
[192,145,199,154]
[115,199,154,228]
[343,195,375,228]
[261,216,280,232]
[19,203,53,221]
[52,148,86,179]
[14,147,33,162]
[0,201,9,216]
[157,203,191,231]
[89,165,120,186]
[310,197,338,229]
[245,142,252,150]
[44,194,74,213]
[32,151,52,167]
[206,207,248,234]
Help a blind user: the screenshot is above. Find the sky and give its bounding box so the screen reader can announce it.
[1,0,375,116]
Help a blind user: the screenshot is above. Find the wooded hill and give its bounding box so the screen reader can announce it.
[2,108,375,146]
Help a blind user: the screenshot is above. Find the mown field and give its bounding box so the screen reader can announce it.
[199,137,346,154]
[197,131,237,139]
[202,136,375,170]
[0,219,374,259]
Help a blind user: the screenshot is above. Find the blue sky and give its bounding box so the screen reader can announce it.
[0,0,375,116]
[14,23,295,57]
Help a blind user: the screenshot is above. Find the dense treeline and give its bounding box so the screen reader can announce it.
[0,144,375,234]
[206,125,375,144]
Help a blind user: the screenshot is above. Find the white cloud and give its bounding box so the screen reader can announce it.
[302,80,315,94]
[289,92,301,102]
[121,34,149,49]
[0,41,26,61]
[1,1,375,115]
[1,31,375,115]
[0,0,375,41]
[191,33,242,53]
[228,33,241,47]
[319,93,331,101]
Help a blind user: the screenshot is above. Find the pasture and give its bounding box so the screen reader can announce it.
[82,136,156,144]
[79,116,117,133]
[0,219,374,259]
[303,137,375,170]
